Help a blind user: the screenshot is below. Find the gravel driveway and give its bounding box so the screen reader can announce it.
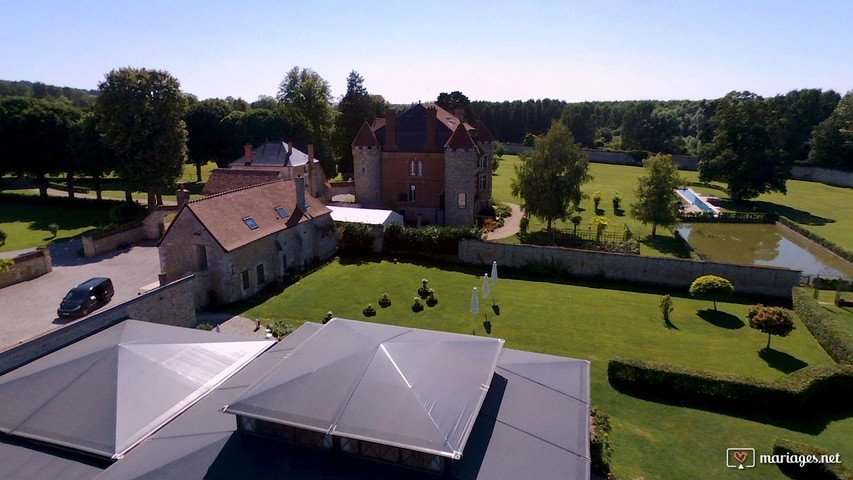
[0,239,161,350]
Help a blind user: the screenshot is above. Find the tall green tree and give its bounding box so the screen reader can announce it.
[808,91,853,170]
[96,67,188,208]
[511,121,592,232]
[698,91,790,201]
[437,91,473,121]
[277,66,335,177]
[333,71,386,177]
[69,112,117,200]
[630,154,683,236]
[185,98,233,177]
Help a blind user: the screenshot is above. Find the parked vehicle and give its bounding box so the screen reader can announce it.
[57,278,114,318]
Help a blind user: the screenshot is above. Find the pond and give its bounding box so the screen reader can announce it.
[676,223,853,278]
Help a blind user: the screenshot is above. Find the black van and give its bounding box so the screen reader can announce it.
[57,277,114,318]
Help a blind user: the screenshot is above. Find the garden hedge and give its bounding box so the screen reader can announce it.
[383,224,481,255]
[792,288,853,364]
[607,358,853,418]
[772,438,853,480]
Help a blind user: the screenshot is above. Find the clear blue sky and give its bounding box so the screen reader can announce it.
[1,0,851,104]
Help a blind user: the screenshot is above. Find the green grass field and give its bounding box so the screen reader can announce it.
[493,154,853,257]
[231,258,850,479]
[816,289,853,336]
[0,201,112,252]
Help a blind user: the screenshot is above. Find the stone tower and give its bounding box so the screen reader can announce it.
[443,122,480,226]
[352,121,382,207]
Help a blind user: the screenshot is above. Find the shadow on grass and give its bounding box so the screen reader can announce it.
[759,347,808,374]
[664,318,679,330]
[613,208,625,217]
[640,234,692,258]
[483,320,492,334]
[716,199,835,226]
[492,304,500,315]
[697,309,745,329]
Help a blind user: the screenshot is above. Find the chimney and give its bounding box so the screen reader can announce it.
[295,176,309,213]
[424,107,437,150]
[243,143,253,165]
[287,141,293,154]
[454,108,465,123]
[384,108,397,151]
[176,182,190,209]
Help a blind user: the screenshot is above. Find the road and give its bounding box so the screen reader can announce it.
[0,238,161,350]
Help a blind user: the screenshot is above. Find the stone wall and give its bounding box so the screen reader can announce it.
[82,209,166,258]
[444,148,480,226]
[791,166,853,188]
[0,247,52,289]
[353,146,382,206]
[459,240,800,298]
[0,274,196,375]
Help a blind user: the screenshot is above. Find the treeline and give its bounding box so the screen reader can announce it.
[0,80,97,108]
[469,90,851,170]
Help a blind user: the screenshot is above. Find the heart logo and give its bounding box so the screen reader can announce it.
[733,451,748,463]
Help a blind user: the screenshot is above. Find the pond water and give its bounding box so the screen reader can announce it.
[676,223,853,278]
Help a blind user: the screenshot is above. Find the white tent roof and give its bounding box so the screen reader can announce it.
[328,206,403,228]
[0,320,271,459]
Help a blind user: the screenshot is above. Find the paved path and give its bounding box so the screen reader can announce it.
[484,202,523,240]
[0,239,161,350]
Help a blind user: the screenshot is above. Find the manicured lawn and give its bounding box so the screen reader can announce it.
[816,289,853,336]
[0,200,111,252]
[232,258,850,479]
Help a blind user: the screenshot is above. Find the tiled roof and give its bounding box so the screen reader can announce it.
[445,122,477,149]
[202,169,283,195]
[352,122,378,147]
[474,119,496,142]
[182,180,330,252]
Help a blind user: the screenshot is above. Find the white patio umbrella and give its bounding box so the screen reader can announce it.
[491,261,498,285]
[470,287,479,315]
[482,274,490,298]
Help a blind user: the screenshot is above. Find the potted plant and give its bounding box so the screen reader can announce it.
[379,293,392,308]
[418,279,430,298]
[426,288,438,307]
[362,303,376,317]
[412,297,424,312]
[323,311,333,324]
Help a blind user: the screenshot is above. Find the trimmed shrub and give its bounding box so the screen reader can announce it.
[592,191,603,210]
[612,191,622,210]
[748,305,795,349]
[660,295,674,324]
[378,293,391,308]
[426,289,438,307]
[47,223,59,238]
[195,322,215,331]
[607,358,853,418]
[362,303,376,317]
[0,229,6,246]
[689,275,733,311]
[772,438,851,480]
[323,311,333,324]
[383,224,481,255]
[340,222,375,254]
[412,297,424,312]
[269,320,295,340]
[0,258,13,272]
[792,288,853,364]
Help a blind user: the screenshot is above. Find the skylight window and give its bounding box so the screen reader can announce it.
[275,206,289,218]
[243,216,259,230]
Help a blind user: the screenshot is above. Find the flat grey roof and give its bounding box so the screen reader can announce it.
[224,318,505,459]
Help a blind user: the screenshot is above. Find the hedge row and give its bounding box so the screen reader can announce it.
[0,192,119,210]
[607,358,853,418]
[779,216,853,264]
[772,439,852,480]
[339,223,376,254]
[383,224,481,255]
[792,288,853,364]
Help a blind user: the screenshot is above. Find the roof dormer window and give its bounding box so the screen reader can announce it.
[243,216,259,230]
[275,206,289,218]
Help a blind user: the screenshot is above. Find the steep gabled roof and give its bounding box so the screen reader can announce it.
[201,169,283,196]
[179,180,330,252]
[474,119,496,142]
[0,320,271,460]
[352,122,379,147]
[445,122,477,149]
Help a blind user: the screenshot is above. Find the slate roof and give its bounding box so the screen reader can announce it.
[446,122,478,149]
[167,179,331,252]
[352,122,379,148]
[201,168,283,195]
[371,103,486,153]
[0,320,271,460]
[474,119,496,142]
[229,141,320,168]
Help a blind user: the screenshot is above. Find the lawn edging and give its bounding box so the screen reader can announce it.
[792,288,853,364]
[772,438,853,480]
[607,357,853,418]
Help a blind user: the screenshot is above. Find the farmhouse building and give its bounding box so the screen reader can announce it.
[158,178,337,307]
[352,104,495,226]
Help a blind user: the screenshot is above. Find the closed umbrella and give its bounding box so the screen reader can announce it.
[491,261,498,285]
[482,274,490,298]
[470,287,479,315]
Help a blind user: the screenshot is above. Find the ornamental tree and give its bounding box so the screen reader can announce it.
[689,275,734,311]
[747,305,795,349]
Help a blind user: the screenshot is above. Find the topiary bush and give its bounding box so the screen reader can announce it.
[418,279,430,298]
[426,289,438,307]
[362,303,376,317]
[323,311,333,324]
[612,191,622,211]
[660,295,674,325]
[269,320,295,340]
[747,305,795,349]
[47,223,59,238]
[378,293,391,308]
[592,191,603,210]
[412,297,424,312]
[689,275,734,311]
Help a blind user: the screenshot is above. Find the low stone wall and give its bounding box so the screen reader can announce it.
[791,166,853,188]
[503,143,533,155]
[82,209,167,257]
[583,149,699,170]
[0,248,52,289]
[459,240,800,298]
[0,274,196,375]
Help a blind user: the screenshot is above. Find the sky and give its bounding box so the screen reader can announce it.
[1,0,851,104]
